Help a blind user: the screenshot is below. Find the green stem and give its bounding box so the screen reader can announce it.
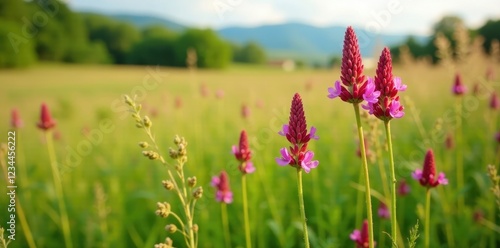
[354,171,364,227]
[296,169,310,248]
[221,203,231,248]
[45,131,73,248]
[242,175,252,248]
[384,121,398,247]
[425,188,431,248]
[455,97,464,212]
[353,103,375,248]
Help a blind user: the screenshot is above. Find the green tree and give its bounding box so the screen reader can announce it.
[478,19,500,55]
[0,20,36,67]
[127,37,176,66]
[233,42,267,64]
[174,28,232,68]
[83,14,141,64]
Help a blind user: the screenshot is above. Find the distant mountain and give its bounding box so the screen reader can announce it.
[108,14,186,32]
[102,13,429,63]
[218,23,429,62]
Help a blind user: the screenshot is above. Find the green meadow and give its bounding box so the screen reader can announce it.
[0,58,499,247]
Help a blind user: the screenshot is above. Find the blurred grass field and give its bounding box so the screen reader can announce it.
[0,59,499,247]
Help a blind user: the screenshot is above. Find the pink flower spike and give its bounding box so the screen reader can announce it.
[393,77,407,91]
[412,169,423,180]
[327,80,342,99]
[278,124,289,136]
[301,151,319,173]
[437,172,448,185]
[389,100,404,118]
[378,202,390,219]
[363,77,380,103]
[276,148,292,166]
[309,126,319,140]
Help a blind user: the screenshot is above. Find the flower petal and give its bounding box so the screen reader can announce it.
[327,81,342,99]
[278,124,289,136]
[211,176,220,187]
[231,145,238,155]
[437,172,448,185]
[412,169,422,180]
[394,77,407,91]
[350,229,361,241]
[244,161,256,174]
[309,126,319,140]
[389,100,404,118]
[276,148,292,166]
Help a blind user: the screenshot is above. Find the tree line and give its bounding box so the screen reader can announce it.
[0,0,266,68]
[389,16,500,63]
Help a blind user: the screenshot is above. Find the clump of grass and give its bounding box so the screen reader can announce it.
[124,95,202,248]
[407,219,420,248]
[0,226,11,248]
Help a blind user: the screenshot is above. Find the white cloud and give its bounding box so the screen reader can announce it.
[69,0,500,34]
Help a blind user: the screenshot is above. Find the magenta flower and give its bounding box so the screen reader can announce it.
[389,100,404,118]
[445,133,454,150]
[37,103,56,131]
[393,77,407,92]
[327,27,368,103]
[276,93,319,173]
[363,48,406,121]
[495,131,500,143]
[490,92,499,110]
[327,80,342,99]
[412,149,448,188]
[11,109,23,129]
[452,73,466,95]
[378,202,390,219]
[232,130,255,174]
[350,220,374,248]
[241,104,251,119]
[397,179,410,196]
[362,78,380,104]
[211,171,233,204]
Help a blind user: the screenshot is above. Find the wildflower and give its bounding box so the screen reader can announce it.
[232,130,255,174]
[350,220,374,248]
[412,149,448,187]
[241,104,250,119]
[200,83,209,97]
[155,202,171,218]
[215,89,224,99]
[356,138,372,160]
[486,66,495,81]
[490,92,499,110]
[473,209,484,223]
[445,133,454,150]
[37,103,56,131]
[211,171,233,203]
[175,97,182,109]
[327,26,368,103]
[378,202,390,219]
[11,108,23,129]
[276,93,319,173]
[363,48,406,121]
[397,179,411,196]
[452,73,466,95]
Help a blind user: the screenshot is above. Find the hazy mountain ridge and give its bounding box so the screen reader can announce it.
[104,14,429,62]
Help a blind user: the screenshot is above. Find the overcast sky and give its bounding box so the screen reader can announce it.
[69,0,500,35]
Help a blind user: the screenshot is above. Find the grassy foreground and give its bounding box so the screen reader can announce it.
[0,60,499,247]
